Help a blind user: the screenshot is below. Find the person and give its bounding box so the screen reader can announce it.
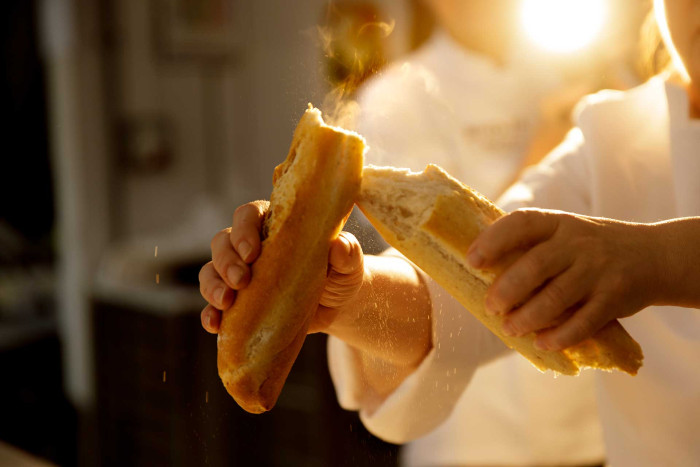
[337,0,608,465]
[199,0,700,465]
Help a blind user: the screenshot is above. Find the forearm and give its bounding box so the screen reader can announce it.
[326,254,433,372]
[652,217,700,308]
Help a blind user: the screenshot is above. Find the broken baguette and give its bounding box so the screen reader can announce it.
[217,106,365,413]
[357,164,644,376]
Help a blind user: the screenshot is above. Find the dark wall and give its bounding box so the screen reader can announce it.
[0,0,53,260]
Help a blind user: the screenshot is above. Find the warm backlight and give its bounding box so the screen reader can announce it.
[521,0,608,53]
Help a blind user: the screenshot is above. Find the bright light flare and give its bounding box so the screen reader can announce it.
[521,0,608,54]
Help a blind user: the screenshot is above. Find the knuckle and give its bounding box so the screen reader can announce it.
[212,255,231,277]
[497,273,525,306]
[523,253,546,278]
[501,260,538,295]
[510,315,533,335]
[199,281,211,301]
[493,276,515,304]
[229,226,248,246]
[503,268,524,289]
[507,210,532,231]
[566,315,597,345]
[234,202,254,216]
[519,208,543,225]
[198,262,211,282]
[542,281,568,310]
[233,202,262,224]
[231,219,260,245]
[210,229,228,251]
[228,228,242,246]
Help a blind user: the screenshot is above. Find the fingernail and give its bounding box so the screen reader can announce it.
[339,234,352,253]
[227,265,244,286]
[534,338,549,351]
[216,287,226,306]
[238,241,252,262]
[502,321,515,337]
[467,246,484,268]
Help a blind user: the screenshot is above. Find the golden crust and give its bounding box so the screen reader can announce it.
[217,106,365,413]
[358,164,643,376]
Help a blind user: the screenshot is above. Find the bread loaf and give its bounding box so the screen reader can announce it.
[217,106,365,413]
[357,164,644,376]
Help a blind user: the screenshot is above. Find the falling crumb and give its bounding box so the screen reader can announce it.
[162,371,166,382]
[156,273,160,284]
[205,391,209,403]
[155,245,158,257]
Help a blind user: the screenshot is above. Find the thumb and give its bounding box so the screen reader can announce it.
[319,232,364,310]
[329,231,363,275]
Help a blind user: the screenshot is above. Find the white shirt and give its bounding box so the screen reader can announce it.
[330,30,605,466]
[355,29,559,200]
[332,75,700,467]
[501,76,700,467]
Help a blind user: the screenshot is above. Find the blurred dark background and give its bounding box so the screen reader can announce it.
[0,0,649,465]
[0,0,411,464]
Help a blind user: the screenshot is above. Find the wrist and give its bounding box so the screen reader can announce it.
[646,222,675,305]
[651,218,700,307]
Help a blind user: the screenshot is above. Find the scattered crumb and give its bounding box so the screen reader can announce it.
[205,392,209,403]
[163,371,167,382]
[155,245,158,257]
[156,273,160,284]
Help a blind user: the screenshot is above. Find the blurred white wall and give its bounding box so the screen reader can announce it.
[40,0,111,409]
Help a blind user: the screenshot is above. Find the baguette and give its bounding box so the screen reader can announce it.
[357,164,644,376]
[217,105,365,413]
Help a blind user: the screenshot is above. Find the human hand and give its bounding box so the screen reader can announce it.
[199,200,365,335]
[466,209,660,350]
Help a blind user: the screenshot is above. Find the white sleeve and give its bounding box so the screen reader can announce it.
[328,249,508,444]
[498,128,592,214]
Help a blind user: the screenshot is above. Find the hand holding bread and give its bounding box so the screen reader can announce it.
[357,165,643,375]
[467,209,661,352]
[206,106,365,413]
[200,205,364,336]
